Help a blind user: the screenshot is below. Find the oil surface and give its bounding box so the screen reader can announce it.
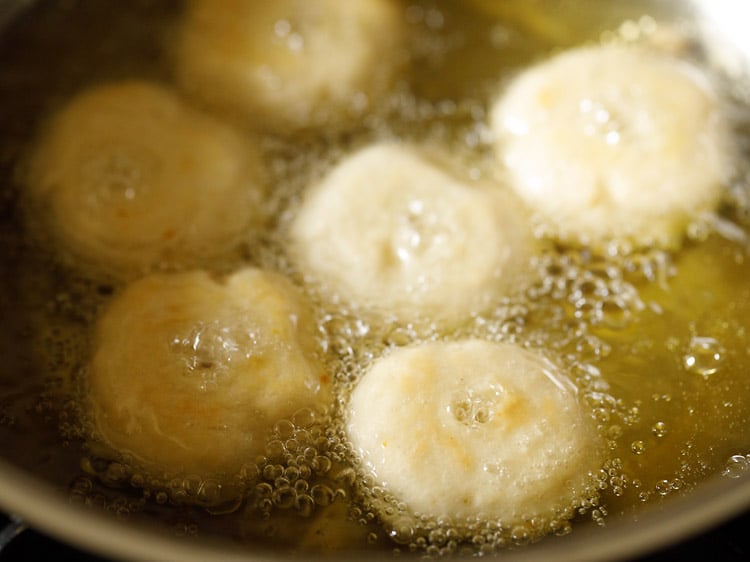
[1,0,750,556]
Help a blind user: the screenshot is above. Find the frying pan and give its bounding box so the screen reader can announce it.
[1,1,750,560]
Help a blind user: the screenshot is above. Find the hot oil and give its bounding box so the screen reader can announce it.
[1,0,750,556]
[587,236,750,511]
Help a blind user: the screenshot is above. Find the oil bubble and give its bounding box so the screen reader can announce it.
[683,336,725,378]
[295,494,315,517]
[599,296,632,329]
[386,516,415,545]
[170,321,257,391]
[255,482,273,498]
[651,422,667,438]
[723,454,750,479]
[292,408,316,428]
[272,487,296,509]
[510,525,531,546]
[448,385,505,428]
[312,455,332,474]
[655,480,672,496]
[262,464,284,481]
[367,532,380,545]
[334,467,357,486]
[429,528,447,546]
[284,466,300,481]
[274,419,295,439]
[311,484,334,506]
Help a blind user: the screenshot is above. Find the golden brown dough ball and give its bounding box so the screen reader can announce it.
[88,268,332,476]
[290,142,537,328]
[347,340,601,524]
[491,45,731,249]
[26,80,265,276]
[175,0,405,131]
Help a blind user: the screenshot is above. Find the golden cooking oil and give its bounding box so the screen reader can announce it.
[0,0,749,556]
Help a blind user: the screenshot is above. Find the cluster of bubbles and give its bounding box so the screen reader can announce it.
[527,247,674,331]
[342,465,604,556]
[449,386,504,428]
[69,475,144,520]
[170,320,261,392]
[71,407,356,540]
[243,411,351,522]
[78,452,243,514]
[593,458,632,500]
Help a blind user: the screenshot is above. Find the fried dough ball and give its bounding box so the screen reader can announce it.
[175,0,405,131]
[26,80,264,276]
[347,340,601,524]
[289,143,536,328]
[88,268,331,476]
[491,45,731,249]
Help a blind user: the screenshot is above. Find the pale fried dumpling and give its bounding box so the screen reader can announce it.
[26,80,265,276]
[347,340,600,525]
[88,268,331,476]
[175,0,405,131]
[491,45,731,249]
[289,143,536,328]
